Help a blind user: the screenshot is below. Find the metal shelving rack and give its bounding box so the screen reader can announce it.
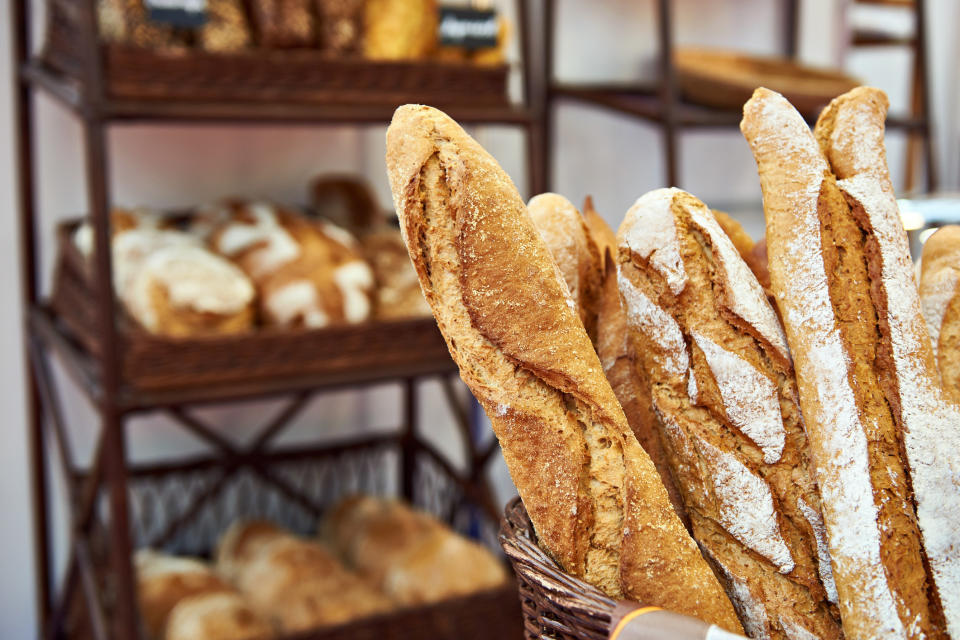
[11,2,544,638]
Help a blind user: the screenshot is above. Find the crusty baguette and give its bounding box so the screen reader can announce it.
[617,187,840,640]
[528,193,603,343]
[585,198,688,525]
[919,225,960,403]
[815,86,960,638]
[385,104,741,630]
[742,86,946,639]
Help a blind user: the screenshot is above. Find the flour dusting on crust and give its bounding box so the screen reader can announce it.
[694,437,794,573]
[797,497,838,604]
[691,331,785,464]
[622,188,688,295]
[686,201,790,360]
[618,271,689,378]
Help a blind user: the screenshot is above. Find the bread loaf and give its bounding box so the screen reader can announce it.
[617,187,840,640]
[528,192,603,344]
[919,225,960,403]
[135,550,234,640]
[385,104,740,630]
[215,520,288,585]
[743,86,954,639]
[584,197,687,524]
[165,592,273,640]
[324,496,508,605]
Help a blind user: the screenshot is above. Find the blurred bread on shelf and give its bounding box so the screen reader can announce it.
[208,201,374,328]
[310,175,382,230]
[248,0,315,48]
[164,592,274,640]
[215,520,289,585]
[324,496,509,605]
[919,225,960,404]
[363,0,438,60]
[135,549,234,640]
[97,0,187,50]
[360,229,430,319]
[226,529,393,632]
[200,0,253,52]
[72,207,171,259]
[315,0,365,54]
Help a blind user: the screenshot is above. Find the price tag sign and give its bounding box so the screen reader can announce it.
[438,7,498,50]
[145,0,208,27]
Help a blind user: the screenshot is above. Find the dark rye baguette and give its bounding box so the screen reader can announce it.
[385,104,741,631]
[814,86,960,638]
[528,192,603,344]
[742,86,949,639]
[617,187,841,640]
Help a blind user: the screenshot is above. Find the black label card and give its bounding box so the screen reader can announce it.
[438,7,498,50]
[145,0,208,27]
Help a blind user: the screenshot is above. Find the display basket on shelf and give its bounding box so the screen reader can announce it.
[49,220,455,392]
[42,0,509,108]
[500,497,617,640]
[69,435,523,640]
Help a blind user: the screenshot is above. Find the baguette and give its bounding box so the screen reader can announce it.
[528,193,603,343]
[385,104,741,630]
[919,225,960,403]
[814,86,960,637]
[617,187,840,640]
[586,198,688,524]
[742,86,951,639]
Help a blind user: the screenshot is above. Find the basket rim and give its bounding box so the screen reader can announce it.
[499,497,616,629]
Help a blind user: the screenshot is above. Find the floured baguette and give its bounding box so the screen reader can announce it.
[919,225,960,403]
[585,198,688,524]
[528,193,603,343]
[385,104,741,630]
[617,187,841,640]
[742,86,950,639]
[814,86,960,638]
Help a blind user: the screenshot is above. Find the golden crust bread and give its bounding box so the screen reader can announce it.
[385,104,740,630]
[920,225,960,402]
[528,192,603,343]
[586,200,688,525]
[617,188,840,639]
[164,591,273,640]
[815,86,960,638]
[215,520,288,585]
[742,86,945,640]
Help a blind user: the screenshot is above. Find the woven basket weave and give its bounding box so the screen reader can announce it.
[500,497,617,640]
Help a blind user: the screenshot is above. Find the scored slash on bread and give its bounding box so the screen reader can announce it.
[385,104,741,631]
[616,187,841,640]
[743,86,960,639]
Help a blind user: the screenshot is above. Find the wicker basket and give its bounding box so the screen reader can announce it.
[500,497,617,640]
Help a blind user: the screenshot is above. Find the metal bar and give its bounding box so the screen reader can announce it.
[76,539,110,640]
[784,0,800,59]
[400,379,417,502]
[914,0,937,191]
[11,2,52,634]
[440,377,478,466]
[417,438,500,524]
[167,407,239,455]
[29,341,79,504]
[249,391,314,451]
[150,469,237,549]
[657,0,680,187]
[45,558,77,640]
[542,0,556,191]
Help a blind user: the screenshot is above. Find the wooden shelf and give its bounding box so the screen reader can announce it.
[22,60,536,126]
[31,305,458,413]
[851,29,916,47]
[550,82,928,131]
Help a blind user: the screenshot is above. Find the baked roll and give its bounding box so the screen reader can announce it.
[73,207,170,259]
[528,193,603,344]
[385,104,741,631]
[743,86,959,639]
[360,229,430,320]
[583,197,687,524]
[209,202,374,328]
[617,187,840,640]
[135,550,233,640]
[200,0,252,52]
[214,520,288,585]
[363,0,437,60]
[165,592,273,640]
[919,225,960,403]
[324,496,508,605]
[233,533,393,632]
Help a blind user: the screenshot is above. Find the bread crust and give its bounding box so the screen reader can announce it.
[617,188,840,640]
[385,104,740,630]
[742,86,943,639]
[920,225,960,402]
[528,193,603,343]
[816,86,960,638]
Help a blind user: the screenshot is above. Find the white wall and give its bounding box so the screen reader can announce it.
[2,1,957,637]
